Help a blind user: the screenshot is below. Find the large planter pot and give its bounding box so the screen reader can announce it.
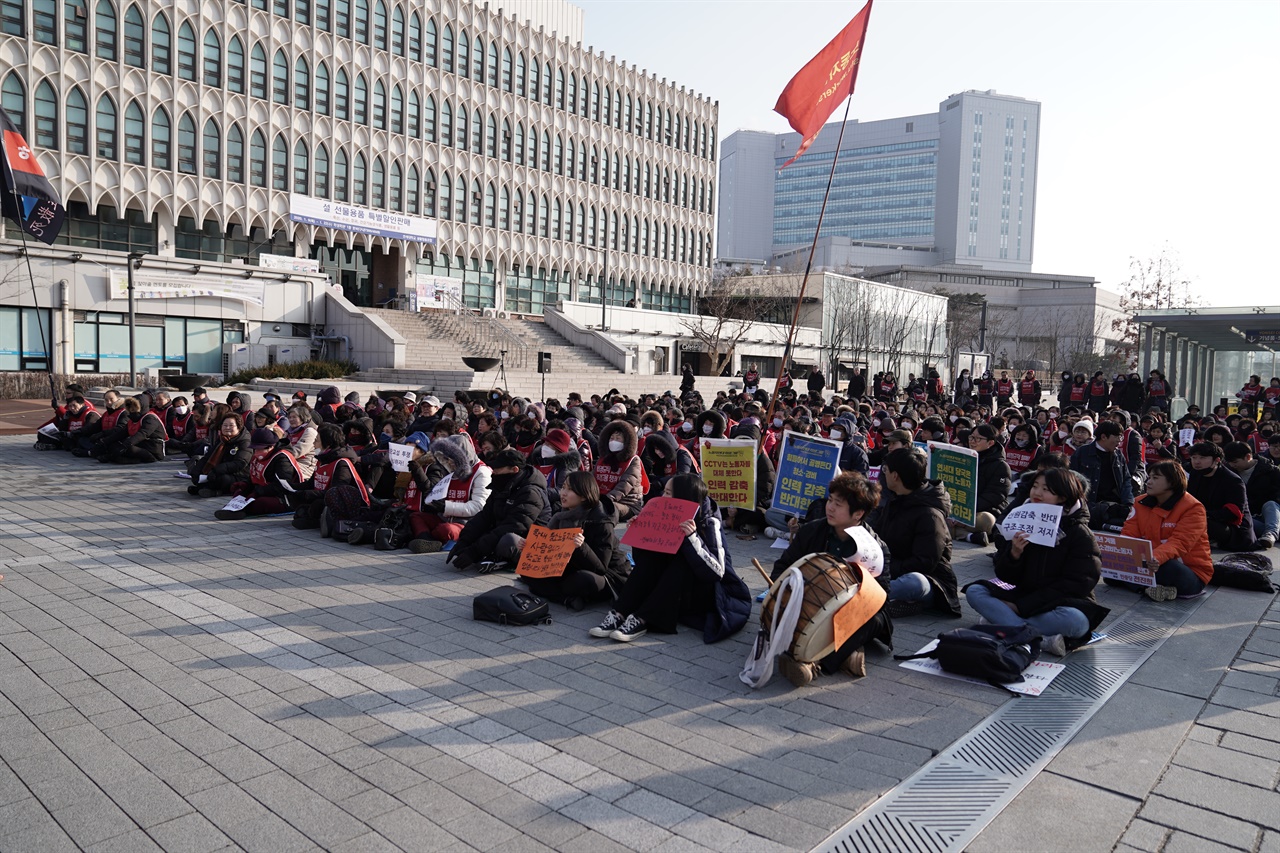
[163,374,206,392]
[462,356,501,371]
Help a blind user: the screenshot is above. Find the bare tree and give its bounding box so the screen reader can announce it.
[680,276,785,377]
[1111,247,1202,368]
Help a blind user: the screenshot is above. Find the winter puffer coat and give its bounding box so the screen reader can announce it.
[872,480,961,616]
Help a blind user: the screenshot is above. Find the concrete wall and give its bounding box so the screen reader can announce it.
[321,292,406,371]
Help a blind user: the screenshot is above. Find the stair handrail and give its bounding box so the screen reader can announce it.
[437,291,528,369]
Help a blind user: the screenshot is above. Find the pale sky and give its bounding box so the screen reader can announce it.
[575,0,1279,304]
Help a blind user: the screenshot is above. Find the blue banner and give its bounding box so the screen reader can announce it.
[771,431,842,517]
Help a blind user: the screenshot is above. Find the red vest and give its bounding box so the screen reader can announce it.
[1148,379,1166,397]
[1070,385,1087,403]
[997,379,1014,397]
[448,461,484,503]
[249,448,303,487]
[1119,427,1144,465]
[1241,384,1262,403]
[126,412,168,440]
[1020,379,1036,397]
[1264,388,1280,409]
[1145,439,1168,464]
[170,412,193,438]
[101,407,127,431]
[594,456,636,493]
[66,403,97,432]
[1005,445,1036,474]
[878,380,894,396]
[1090,379,1107,397]
[194,423,209,440]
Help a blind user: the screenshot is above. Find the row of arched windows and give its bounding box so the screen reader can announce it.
[0,2,716,160]
[1,70,713,216]
[0,75,712,265]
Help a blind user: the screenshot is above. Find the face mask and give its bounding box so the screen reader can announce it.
[541,445,555,458]
[1059,429,1069,438]
[950,415,959,423]
[641,426,652,435]
[1015,437,1030,447]
[872,419,881,428]
[608,439,624,453]
[829,429,842,440]
[499,411,509,419]
[772,418,783,428]
[174,406,188,416]
[702,424,714,435]
[681,422,692,432]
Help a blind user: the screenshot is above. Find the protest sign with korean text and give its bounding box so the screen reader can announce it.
[388,442,414,473]
[771,431,842,518]
[997,503,1063,547]
[515,525,582,579]
[701,438,757,510]
[1095,533,1157,587]
[620,497,700,554]
[928,442,979,526]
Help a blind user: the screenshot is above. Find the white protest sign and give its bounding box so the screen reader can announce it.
[1178,428,1196,447]
[37,423,60,437]
[221,496,255,512]
[426,473,453,503]
[899,640,1066,696]
[997,502,1063,547]
[846,525,884,577]
[388,442,414,473]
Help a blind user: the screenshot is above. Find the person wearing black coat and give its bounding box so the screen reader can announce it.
[214,431,304,519]
[1070,421,1135,530]
[450,449,551,570]
[807,368,826,399]
[872,448,962,618]
[188,413,253,496]
[641,429,698,501]
[1224,441,1280,548]
[1056,371,1074,412]
[847,369,866,400]
[958,423,1012,545]
[965,468,1109,655]
[591,475,751,644]
[522,473,631,610]
[1188,442,1256,551]
[97,396,168,464]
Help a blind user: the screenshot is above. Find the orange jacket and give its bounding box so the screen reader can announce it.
[1121,492,1214,584]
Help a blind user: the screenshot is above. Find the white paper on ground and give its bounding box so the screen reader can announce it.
[221,496,255,512]
[846,524,884,577]
[898,639,1066,696]
[771,536,789,549]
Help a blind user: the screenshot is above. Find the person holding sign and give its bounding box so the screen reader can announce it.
[966,468,1108,656]
[590,474,751,644]
[520,472,630,611]
[213,428,304,520]
[1120,460,1213,601]
[448,449,550,571]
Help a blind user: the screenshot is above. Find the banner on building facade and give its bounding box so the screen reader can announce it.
[289,194,437,244]
[258,253,322,273]
[109,273,267,306]
[415,274,464,309]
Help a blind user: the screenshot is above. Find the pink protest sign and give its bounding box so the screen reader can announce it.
[620,497,699,555]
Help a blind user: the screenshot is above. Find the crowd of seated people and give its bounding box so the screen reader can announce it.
[32,367,1261,685]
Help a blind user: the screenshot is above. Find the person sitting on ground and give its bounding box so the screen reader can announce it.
[592,419,645,522]
[872,447,961,619]
[74,390,125,457]
[284,406,319,480]
[590,474,751,644]
[43,394,99,451]
[1223,441,1280,549]
[1187,441,1256,551]
[1070,419,1135,531]
[401,434,491,552]
[214,428,304,520]
[533,428,583,513]
[1120,460,1213,601]
[291,424,370,530]
[769,471,894,686]
[640,429,698,502]
[188,413,252,496]
[965,468,1109,657]
[96,396,168,464]
[954,423,1011,546]
[514,472,631,611]
[447,448,550,571]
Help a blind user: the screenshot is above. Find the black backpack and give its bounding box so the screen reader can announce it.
[473,586,551,626]
[373,505,415,550]
[897,624,1041,691]
[1211,553,1276,593]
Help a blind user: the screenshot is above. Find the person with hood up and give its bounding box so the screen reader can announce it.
[1118,372,1145,413]
[447,448,551,571]
[512,471,631,611]
[1005,422,1044,478]
[641,428,700,502]
[953,369,974,407]
[284,406,319,479]
[680,362,696,396]
[692,409,726,465]
[831,414,870,475]
[1056,370,1075,412]
[188,413,253,496]
[97,396,168,464]
[563,410,594,469]
[872,448,962,619]
[511,409,545,456]
[590,473,751,643]
[976,371,995,409]
[225,391,253,427]
[213,428,304,520]
[533,428,583,513]
[1018,370,1042,408]
[1087,371,1109,414]
[593,420,645,522]
[399,433,492,551]
[315,386,344,423]
[965,467,1108,656]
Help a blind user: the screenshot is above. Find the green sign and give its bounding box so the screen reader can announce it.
[927,441,979,527]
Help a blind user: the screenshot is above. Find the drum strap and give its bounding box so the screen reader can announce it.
[739,567,806,689]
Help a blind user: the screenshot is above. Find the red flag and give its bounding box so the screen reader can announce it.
[774,1,874,168]
[0,107,65,244]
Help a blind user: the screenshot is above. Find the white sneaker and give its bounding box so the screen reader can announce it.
[1041,634,1067,657]
[763,526,781,539]
[764,527,791,541]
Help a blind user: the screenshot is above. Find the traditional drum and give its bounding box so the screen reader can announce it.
[760,552,878,663]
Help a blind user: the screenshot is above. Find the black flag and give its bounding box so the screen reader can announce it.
[0,107,65,245]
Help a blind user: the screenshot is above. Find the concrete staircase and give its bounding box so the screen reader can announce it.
[351,307,632,399]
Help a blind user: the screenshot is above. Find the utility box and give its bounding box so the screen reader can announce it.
[269,345,309,366]
[222,343,268,375]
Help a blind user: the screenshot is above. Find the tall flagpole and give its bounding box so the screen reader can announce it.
[761,95,856,438]
[2,160,58,407]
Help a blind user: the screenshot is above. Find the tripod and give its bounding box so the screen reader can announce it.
[498,349,509,390]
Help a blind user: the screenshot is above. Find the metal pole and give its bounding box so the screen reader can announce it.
[600,247,607,331]
[978,299,988,352]
[126,252,143,383]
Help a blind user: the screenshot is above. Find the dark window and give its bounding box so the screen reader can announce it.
[314,0,329,31]
[0,0,22,37]
[353,0,367,43]
[66,0,88,52]
[315,62,329,115]
[95,0,117,60]
[176,112,196,173]
[294,57,308,108]
[249,44,267,98]
[176,22,196,81]
[293,140,308,193]
[227,123,244,182]
[294,0,309,24]
[202,30,220,86]
[249,130,266,186]
[123,4,144,65]
[314,143,328,197]
[1,74,24,136]
[353,152,366,204]
[202,118,219,178]
[227,36,245,93]
[272,50,288,104]
[391,6,404,55]
[66,87,89,154]
[373,0,386,50]
[272,135,287,189]
[151,107,170,167]
[334,69,348,120]
[151,13,169,73]
[333,148,348,199]
[353,74,367,124]
[371,156,383,207]
[95,94,116,158]
[34,0,57,44]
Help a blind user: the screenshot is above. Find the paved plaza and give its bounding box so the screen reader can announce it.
[1,434,1279,852]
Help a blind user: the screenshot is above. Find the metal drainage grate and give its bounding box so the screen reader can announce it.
[815,593,1212,853]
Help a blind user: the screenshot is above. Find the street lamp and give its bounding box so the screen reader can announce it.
[126,251,146,383]
[599,247,608,332]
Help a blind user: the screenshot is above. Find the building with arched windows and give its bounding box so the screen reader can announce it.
[0,0,717,376]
